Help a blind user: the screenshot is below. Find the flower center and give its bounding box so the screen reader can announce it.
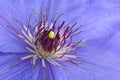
[35,29,60,56]
[12,12,82,67]
[48,31,55,39]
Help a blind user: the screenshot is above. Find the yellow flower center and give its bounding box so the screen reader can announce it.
[48,31,55,39]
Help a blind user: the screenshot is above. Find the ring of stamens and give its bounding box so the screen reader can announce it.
[10,12,83,68]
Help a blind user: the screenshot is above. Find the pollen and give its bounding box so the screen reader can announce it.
[48,31,55,39]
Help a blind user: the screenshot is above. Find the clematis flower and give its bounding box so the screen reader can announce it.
[0,0,120,80]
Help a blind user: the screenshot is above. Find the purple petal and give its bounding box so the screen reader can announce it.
[0,52,31,79]
[0,51,55,80]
